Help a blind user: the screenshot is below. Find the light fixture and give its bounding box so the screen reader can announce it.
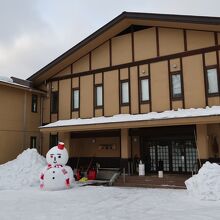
[92,139,96,143]
[172,64,177,68]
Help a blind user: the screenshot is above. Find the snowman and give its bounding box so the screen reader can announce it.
[40,142,74,190]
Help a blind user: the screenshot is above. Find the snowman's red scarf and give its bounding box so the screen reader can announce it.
[47,164,63,168]
[47,164,68,177]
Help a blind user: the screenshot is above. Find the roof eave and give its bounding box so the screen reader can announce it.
[28,11,220,82]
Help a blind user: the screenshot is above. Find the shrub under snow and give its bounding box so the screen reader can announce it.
[185,162,220,201]
[0,148,46,190]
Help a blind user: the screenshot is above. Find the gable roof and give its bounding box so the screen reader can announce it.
[28,11,220,84]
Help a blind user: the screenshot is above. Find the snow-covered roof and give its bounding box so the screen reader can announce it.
[0,75,45,94]
[41,106,220,129]
[0,75,30,89]
[0,75,13,83]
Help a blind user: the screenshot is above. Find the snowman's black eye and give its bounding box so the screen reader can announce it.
[58,155,61,158]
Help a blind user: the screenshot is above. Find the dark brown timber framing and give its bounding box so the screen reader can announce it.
[109,39,112,67]
[57,80,59,120]
[49,45,220,82]
[148,64,152,112]
[28,12,220,82]
[118,69,121,114]
[137,65,141,114]
[168,60,172,110]
[70,64,73,119]
[49,81,52,123]
[183,29,187,51]
[128,67,131,114]
[102,72,104,116]
[156,27,160,57]
[180,58,185,108]
[131,29,135,62]
[202,53,208,106]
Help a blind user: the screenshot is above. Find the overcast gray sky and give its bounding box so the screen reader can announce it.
[0,0,220,79]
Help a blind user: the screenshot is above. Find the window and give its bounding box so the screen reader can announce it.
[72,89,79,111]
[140,78,150,102]
[121,81,129,105]
[206,68,219,95]
[95,85,103,107]
[171,73,182,99]
[51,91,58,113]
[50,134,58,149]
[30,136,37,149]
[31,94,38,113]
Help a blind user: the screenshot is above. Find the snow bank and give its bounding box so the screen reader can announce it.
[0,148,46,190]
[185,162,220,200]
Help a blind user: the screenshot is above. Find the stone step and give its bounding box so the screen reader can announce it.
[114,182,186,189]
[113,175,189,189]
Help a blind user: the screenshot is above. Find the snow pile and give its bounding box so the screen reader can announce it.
[0,75,13,83]
[0,148,46,190]
[185,162,220,200]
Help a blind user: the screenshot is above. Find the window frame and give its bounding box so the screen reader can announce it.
[72,88,80,111]
[205,65,220,97]
[170,71,183,100]
[50,91,59,114]
[139,76,150,104]
[94,84,103,109]
[31,94,38,113]
[50,134,58,149]
[120,79,130,106]
[30,136,37,149]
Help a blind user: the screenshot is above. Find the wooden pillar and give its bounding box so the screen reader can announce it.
[196,124,209,161]
[120,128,131,171]
[41,133,50,156]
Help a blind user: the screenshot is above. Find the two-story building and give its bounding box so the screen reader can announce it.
[0,76,44,164]
[27,12,220,174]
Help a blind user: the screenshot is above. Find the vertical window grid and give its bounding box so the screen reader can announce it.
[120,80,129,105]
[50,134,58,149]
[140,77,150,103]
[206,67,219,95]
[72,88,79,111]
[95,84,103,108]
[31,94,38,113]
[51,91,58,113]
[170,72,183,99]
[30,136,37,149]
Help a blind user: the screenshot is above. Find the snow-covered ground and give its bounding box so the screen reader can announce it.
[1,149,220,219]
[0,186,220,220]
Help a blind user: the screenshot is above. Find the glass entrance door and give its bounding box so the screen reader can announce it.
[143,138,197,173]
[145,141,170,172]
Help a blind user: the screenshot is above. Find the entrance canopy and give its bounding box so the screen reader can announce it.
[40,106,220,132]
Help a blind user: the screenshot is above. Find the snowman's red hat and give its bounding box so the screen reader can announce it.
[58,142,64,150]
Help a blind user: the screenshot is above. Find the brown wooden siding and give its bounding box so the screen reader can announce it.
[104,70,119,116]
[44,27,220,124]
